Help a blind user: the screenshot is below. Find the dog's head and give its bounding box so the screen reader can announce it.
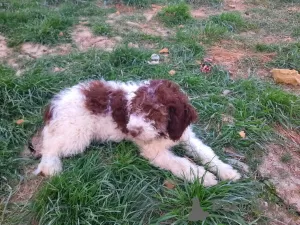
[128,80,198,141]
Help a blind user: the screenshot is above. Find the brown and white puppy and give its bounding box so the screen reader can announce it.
[30,79,240,186]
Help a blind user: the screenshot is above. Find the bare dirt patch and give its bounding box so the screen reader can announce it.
[143,4,162,22]
[259,140,300,213]
[206,41,276,78]
[125,21,171,37]
[21,43,72,59]
[261,201,300,225]
[0,35,12,59]
[224,0,249,11]
[10,165,44,203]
[72,25,120,51]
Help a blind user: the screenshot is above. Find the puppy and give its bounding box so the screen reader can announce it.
[30,79,240,186]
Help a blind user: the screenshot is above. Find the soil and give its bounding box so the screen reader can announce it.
[259,126,300,213]
[206,40,276,78]
[10,165,44,203]
[72,25,119,51]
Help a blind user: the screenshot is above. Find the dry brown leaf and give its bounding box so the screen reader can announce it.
[163,179,176,189]
[16,119,25,125]
[169,70,176,76]
[239,131,246,138]
[159,48,169,54]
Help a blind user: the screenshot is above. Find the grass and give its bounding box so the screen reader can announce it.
[280,153,292,163]
[0,0,111,46]
[256,43,300,71]
[1,45,300,223]
[157,2,192,26]
[1,0,300,224]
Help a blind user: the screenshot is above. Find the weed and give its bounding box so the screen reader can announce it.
[186,0,223,6]
[256,43,300,71]
[280,153,292,163]
[122,0,152,7]
[92,23,113,36]
[209,12,248,32]
[157,2,192,26]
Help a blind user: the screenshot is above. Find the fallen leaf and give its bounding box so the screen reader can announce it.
[221,114,234,124]
[16,119,25,125]
[163,179,176,189]
[169,70,176,76]
[159,48,169,54]
[59,32,64,36]
[239,131,246,138]
[200,64,211,73]
[178,25,184,28]
[53,67,65,72]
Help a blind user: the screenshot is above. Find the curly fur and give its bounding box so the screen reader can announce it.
[30,79,240,186]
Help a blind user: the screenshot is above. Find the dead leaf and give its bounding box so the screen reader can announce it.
[178,25,184,28]
[16,119,25,125]
[169,70,176,76]
[163,179,176,189]
[53,67,65,72]
[59,32,64,36]
[239,131,246,138]
[200,64,211,73]
[159,48,169,54]
[271,69,300,86]
[221,114,234,124]
[224,147,246,161]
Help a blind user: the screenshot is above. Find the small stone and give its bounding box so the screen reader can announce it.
[222,90,231,96]
[169,70,176,76]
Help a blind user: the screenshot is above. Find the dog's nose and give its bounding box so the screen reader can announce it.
[128,127,143,137]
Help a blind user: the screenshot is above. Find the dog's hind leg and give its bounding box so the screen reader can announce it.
[34,121,93,176]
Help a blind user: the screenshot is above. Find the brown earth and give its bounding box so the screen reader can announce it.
[206,40,276,78]
[72,24,120,51]
[259,126,300,213]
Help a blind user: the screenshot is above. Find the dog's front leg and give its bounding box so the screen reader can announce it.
[137,140,218,187]
[181,127,241,181]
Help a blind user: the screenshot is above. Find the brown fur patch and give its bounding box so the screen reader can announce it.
[43,104,54,124]
[132,80,198,141]
[82,81,129,133]
[82,81,111,115]
[110,89,129,134]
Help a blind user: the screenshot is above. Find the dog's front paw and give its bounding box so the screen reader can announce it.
[34,156,62,176]
[218,164,241,181]
[202,171,218,187]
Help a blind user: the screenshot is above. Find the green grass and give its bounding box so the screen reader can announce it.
[1,0,300,224]
[157,2,192,26]
[1,45,300,223]
[280,153,292,163]
[209,12,249,33]
[256,43,300,71]
[92,23,113,36]
[0,0,111,46]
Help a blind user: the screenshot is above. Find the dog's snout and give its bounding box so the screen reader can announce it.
[128,126,143,137]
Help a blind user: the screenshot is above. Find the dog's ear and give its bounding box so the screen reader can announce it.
[167,103,198,141]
